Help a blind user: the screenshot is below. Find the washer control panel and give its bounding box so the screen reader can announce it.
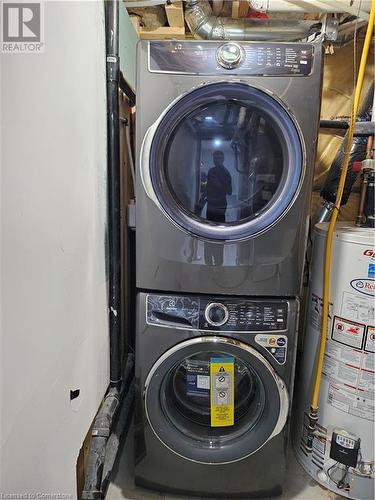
[149,41,314,76]
[146,294,288,332]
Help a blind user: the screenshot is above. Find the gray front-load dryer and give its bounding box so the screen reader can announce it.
[135,291,299,497]
[136,40,323,295]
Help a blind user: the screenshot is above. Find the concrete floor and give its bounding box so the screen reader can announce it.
[107,426,340,500]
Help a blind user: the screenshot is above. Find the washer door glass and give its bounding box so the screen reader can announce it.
[149,82,303,241]
[144,337,288,464]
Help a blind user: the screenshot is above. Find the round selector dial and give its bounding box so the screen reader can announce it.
[216,42,244,69]
[205,302,229,327]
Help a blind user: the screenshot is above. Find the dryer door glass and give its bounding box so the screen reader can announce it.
[144,337,288,464]
[149,82,303,241]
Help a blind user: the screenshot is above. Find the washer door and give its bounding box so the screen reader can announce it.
[145,81,303,241]
[144,336,289,464]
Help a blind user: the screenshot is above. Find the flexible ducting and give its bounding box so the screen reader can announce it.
[185,0,321,41]
[320,83,374,206]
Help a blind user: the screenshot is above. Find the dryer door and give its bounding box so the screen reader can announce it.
[144,336,289,464]
[145,81,303,241]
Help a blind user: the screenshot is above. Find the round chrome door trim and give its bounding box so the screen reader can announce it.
[144,336,289,465]
[204,302,230,327]
[140,80,306,242]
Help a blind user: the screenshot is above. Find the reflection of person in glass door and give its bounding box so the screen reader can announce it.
[187,172,207,263]
[206,151,232,223]
[204,151,232,267]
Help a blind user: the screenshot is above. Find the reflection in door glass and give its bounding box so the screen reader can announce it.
[165,101,284,225]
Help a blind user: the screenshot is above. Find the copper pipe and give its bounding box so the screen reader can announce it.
[356,170,369,226]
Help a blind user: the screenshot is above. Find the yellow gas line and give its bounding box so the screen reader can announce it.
[311,1,375,414]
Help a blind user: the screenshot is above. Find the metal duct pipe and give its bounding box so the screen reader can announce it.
[185,0,320,41]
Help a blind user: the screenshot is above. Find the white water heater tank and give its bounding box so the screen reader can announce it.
[294,223,375,500]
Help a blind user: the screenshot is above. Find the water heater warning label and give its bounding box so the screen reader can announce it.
[311,291,374,422]
[364,326,375,353]
[323,331,375,421]
[327,383,374,421]
[331,316,365,349]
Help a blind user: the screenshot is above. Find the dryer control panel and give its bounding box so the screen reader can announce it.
[149,41,314,76]
[146,294,288,332]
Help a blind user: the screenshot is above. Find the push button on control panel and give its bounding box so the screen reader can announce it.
[205,302,229,327]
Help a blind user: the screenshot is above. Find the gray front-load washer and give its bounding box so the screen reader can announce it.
[136,40,323,296]
[135,292,299,497]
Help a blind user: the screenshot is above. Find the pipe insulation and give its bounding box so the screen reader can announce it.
[212,0,223,16]
[82,355,135,499]
[185,0,320,41]
[248,0,371,18]
[320,83,374,206]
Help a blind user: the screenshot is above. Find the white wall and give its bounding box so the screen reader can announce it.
[1,1,109,496]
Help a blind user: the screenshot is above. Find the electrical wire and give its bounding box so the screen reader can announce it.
[353,450,375,477]
[310,0,375,412]
[125,121,136,194]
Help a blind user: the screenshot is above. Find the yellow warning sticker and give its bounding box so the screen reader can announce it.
[210,357,234,427]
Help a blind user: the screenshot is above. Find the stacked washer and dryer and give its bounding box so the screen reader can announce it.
[134,40,323,497]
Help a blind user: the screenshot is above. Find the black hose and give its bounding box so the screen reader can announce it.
[320,119,374,136]
[82,2,131,497]
[364,171,375,227]
[320,83,374,206]
[320,119,349,130]
[106,0,122,387]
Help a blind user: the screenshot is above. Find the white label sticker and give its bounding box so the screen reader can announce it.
[323,333,375,422]
[197,375,210,390]
[363,351,375,371]
[328,383,375,421]
[341,291,375,323]
[313,436,326,455]
[310,293,333,331]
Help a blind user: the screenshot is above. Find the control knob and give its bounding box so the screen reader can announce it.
[205,302,229,327]
[216,42,244,69]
